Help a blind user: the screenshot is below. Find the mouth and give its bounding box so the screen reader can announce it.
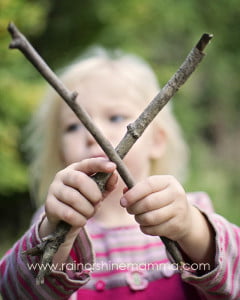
[90,153,108,159]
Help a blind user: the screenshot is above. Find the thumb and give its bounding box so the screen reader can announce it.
[102,171,118,197]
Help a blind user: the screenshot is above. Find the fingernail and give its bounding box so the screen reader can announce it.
[120,197,128,207]
[106,162,115,169]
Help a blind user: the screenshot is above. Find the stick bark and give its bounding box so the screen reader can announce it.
[8,23,212,285]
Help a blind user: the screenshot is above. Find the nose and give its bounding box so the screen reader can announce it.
[85,119,115,149]
[86,130,97,147]
[85,118,107,147]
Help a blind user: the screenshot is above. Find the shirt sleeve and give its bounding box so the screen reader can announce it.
[180,192,240,299]
[0,213,95,300]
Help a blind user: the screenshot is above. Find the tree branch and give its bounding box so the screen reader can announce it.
[8,22,213,284]
[7,22,135,190]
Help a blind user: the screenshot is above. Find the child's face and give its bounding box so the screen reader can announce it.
[59,71,165,181]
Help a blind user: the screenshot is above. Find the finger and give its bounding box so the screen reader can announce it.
[126,189,173,215]
[71,158,116,175]
[134,204,174,226]
[120,175,170,207]
[105,171,118,192]
[46,196,88,228]
[61,170,103,204]
[53,183,95,218]
[140,217,181,240]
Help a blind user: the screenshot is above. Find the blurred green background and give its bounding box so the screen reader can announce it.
[0,0,239,257]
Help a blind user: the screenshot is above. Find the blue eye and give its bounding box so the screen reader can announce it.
[65,123,82,132]
[109,114,127,123]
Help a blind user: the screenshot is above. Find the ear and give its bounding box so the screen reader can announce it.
[149,126,167,160]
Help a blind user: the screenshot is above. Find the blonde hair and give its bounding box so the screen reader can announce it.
[25,48,189,206]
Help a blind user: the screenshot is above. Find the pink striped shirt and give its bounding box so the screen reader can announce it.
[0,192,239,299]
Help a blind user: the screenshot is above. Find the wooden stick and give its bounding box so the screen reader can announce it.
[8,23,213,284]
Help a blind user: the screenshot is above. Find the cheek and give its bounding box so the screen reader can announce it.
[60,136,86,166]
[123,140,151,180]
[60,142,74,166]
[106,127,127,148]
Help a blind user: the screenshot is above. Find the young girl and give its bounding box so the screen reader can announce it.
[0,50,239,300]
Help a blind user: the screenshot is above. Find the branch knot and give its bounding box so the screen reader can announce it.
[127,123,140,139]
[71,91,78,101]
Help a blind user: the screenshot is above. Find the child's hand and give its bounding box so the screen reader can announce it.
[41,158,117,237]
[120,175,193,242]
[121,175,215,266]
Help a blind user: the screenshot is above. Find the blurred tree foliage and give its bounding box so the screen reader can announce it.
[0,0,48,193]
[0,0,239,251]
[0,0,50,243]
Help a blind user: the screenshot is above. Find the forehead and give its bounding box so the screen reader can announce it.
[78,67,142,98]
[62,68,145,111]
